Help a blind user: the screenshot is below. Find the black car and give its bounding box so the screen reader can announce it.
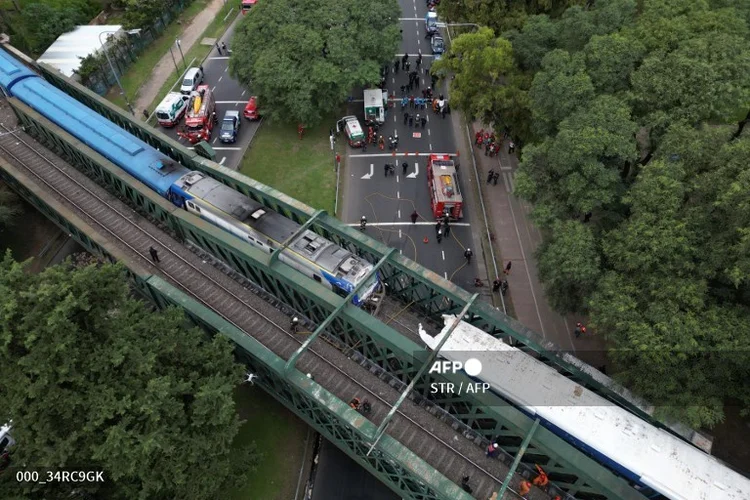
[219,110,241,143]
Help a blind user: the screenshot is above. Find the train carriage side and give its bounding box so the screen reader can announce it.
[9,77,187,196]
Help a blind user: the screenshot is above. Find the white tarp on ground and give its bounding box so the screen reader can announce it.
[37,25,123,77]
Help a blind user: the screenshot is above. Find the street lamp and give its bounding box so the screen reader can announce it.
[168,45,180,74]
[98,29,141,115]
[175,39,186,70]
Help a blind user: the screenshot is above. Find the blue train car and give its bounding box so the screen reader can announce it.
[0,49,36,91]
[10,78,188,196]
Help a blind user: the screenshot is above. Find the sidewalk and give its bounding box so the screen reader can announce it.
[471,123,607,366]
[133,0,227,116]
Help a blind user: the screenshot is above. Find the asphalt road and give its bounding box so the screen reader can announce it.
[340,1,482,289]
[155,15,260,170]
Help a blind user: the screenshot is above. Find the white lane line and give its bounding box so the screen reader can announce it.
[346,222,472,227]
[429,143,433,151]
[397,190,400,199]
[211,56,230,60]
[224,67,228,72]
[220,156,226,165]
[396,175,400,183]
[241,90,246,97]
[444,271,448,279]
[211,86,216,92]
[350,152,457,157]
[212,138,217,144]
[218,76,223,83]
[428,129,431,136]
[399,229,402,238]
[398,209,401,218]
[216,100,247,104]
[212,147,242,151]
[441,250,445,260]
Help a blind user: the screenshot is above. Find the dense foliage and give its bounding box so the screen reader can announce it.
[229,0,401,126]
[440,0,750,427]
[0,257,258,499]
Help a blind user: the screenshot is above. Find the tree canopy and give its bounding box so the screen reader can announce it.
[440,0,750,426]
[229,0,401,126]
[0,256,257,499]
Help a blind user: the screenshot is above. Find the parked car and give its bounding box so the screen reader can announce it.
[180,67,204,94]
[431,35,445,60]
[219,110,241,143]
[243,96,260,120]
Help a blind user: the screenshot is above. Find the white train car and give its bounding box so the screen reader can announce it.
[419,316,750,500]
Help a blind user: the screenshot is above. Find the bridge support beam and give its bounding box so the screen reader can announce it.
[497,418,540,499]
[269,209,325,264]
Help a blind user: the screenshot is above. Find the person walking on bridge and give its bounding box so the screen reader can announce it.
[148,246,160,263]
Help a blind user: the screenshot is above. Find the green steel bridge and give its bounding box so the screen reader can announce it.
[0,44,702,500]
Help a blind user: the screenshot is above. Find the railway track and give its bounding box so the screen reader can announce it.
[0,111,549,500]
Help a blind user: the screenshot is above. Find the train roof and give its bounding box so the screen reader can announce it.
[420,317,750,500]
[11,77,186,196]
[0,48,37,91]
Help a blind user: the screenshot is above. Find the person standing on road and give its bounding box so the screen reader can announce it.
[504,261,512,275]
[408,115,414,127]
[508,141,516,154]
[402,53,408,69]
[384,163,390,177]
[149,246,160,263]
[394,60,399,73]
[417,52,423,67]
[420,116,427,128]
[492,172,499,185]
[435,221,442,236]
[492,278,501,292]
[221,42,227,53]
[464,248,473,264]
[486,169,495,184]
[403,112,409,125]
[410,210,418,223]
[360,216,367,231]
[415,113,421,127]
[443,221,450,237]
[402,161,408,176]
[216,42,222,55]
[436,228,443,244]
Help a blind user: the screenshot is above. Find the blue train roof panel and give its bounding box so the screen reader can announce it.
[11,77,187,196]
[0,48,37,92]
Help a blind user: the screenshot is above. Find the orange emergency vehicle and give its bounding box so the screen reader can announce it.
[178,85,216,144]
[241,0,257,14]
[427,154,463,219]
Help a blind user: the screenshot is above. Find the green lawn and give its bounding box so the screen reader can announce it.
[108,0,232,111]
[225,384,310,500]
[238,116,340,214]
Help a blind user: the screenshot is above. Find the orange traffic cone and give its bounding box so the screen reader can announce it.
[423,237,429,243]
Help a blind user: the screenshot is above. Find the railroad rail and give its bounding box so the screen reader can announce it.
[0,107,549,500]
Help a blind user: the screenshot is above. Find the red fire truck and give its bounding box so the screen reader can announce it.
[177,85,216,144]
[427,154,463,219]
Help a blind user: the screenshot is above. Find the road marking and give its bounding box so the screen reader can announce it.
[211,86,216,92]
[395,53,437,57]
[444,272,448,279]
[215,100,247,104]
[441,250,445,260]
[224,67,228,73]
[351,152,456,157]
[362,163,374,179]
[398,209,401,218]
[428,129,431,136]
[345,222,471,227]
[218,76,223,83]
[407,162,419,179]
[220,156,226,165]
[399,229,402,238]
[211,56,230,60]
[396,175,400,183]
[212,138,217,144]
[212,147,242,151]
[241,90,246,97]
[397,190,400,198]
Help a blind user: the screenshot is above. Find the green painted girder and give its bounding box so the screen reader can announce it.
[6,97,649,499]
[0,157,472,500]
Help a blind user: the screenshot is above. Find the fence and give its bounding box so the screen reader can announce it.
[77,0,194,96]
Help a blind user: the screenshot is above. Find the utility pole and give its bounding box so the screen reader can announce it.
[175,39,186,69]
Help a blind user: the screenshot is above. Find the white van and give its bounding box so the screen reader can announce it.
[155,92,190,127]
[180,67,204,94]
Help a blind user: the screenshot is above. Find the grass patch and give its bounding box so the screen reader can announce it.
[107,0,226,110]
[141,1,236,115]
[239,117,339,213]
[225,384,310,500]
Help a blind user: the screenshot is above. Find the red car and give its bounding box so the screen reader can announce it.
[244,96,260,120]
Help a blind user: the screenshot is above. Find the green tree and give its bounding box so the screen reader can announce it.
[229,0,400,126]
[431,28,514,125]
[583,33,645,94]
[536,219,601,312]
[123,0,171,29]
[528,49,594,135]
[0,258,258,499]
[506,14,559,71]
